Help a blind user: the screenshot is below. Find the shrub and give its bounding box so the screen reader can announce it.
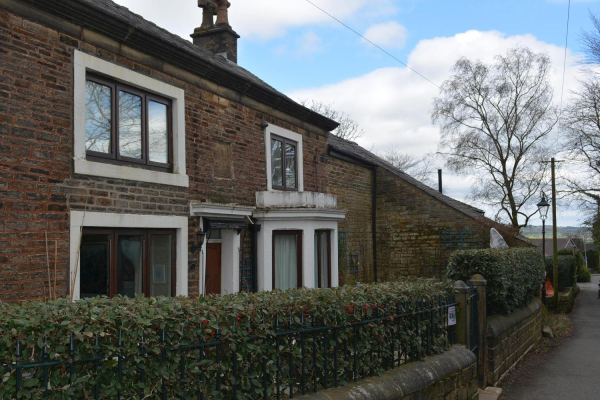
[447,248,545,316]
[577,264,592,283]
[545,256,577,290]
[587,249,599,271]
[0,279,454,399]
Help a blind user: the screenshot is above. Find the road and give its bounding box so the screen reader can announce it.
[505,276,600,400]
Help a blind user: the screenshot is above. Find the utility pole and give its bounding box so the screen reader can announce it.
[551,158,559,311]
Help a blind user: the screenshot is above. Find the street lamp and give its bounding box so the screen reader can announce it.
[537,192,550,304]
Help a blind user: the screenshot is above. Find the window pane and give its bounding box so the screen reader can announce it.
[85,81,112,153]
[80,234,110,298]
[150,234,172,297]
[271,139,283,187]
[285,143,296,189]
[118,91,143,159]
[274,233,299,290]
[148,101,169,164]
[117,235,144,297]
[314,231,330,289]
[319,232,329,288]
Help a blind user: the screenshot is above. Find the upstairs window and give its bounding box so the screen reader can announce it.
[270,135,297,190]
[85,75,172,172]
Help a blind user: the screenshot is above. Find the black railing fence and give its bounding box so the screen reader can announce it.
[1,296,457,399]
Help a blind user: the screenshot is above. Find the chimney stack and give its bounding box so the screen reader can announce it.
[191,0,240,63]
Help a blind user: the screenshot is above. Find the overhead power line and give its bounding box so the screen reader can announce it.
[560,0,572,111]
[303,0,440,89]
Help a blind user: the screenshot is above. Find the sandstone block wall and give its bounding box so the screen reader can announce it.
[486,299,542,386]
[301,346,478,400]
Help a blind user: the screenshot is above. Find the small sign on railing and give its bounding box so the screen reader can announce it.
[448,306,457,326]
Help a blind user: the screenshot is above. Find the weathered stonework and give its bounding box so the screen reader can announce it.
[486,299,543,387]
[301,346,478,400]
[327,156,374,285]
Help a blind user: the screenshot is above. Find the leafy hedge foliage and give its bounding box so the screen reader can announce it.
[0,279,455,399]
[577,264,591,283]
[545,256,577,290]
[447,248,545,316]
[587,249,599,271]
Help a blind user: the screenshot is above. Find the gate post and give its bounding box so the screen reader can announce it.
[470,274,487,388]
[453,280,471,349]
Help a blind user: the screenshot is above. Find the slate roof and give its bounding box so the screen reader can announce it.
[327,134,487,220]
[40,0,338,131]
[531,237,585,256]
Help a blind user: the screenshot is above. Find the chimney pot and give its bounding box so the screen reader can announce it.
[192,0,239,63]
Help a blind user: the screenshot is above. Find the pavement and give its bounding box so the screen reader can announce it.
[505,275,600,400]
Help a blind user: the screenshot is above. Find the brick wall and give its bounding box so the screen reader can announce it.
[0,5,331,301]
[327,157,373,284]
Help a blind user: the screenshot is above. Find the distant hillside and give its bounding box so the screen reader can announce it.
[521,225,590,239]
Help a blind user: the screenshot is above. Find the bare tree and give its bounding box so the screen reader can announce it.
[301,100,364,141]
[432,47,558,228]
[562,80,600,210]
[379,148,436,186]
[581,12,600,65]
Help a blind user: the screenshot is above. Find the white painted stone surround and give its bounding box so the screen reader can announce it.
[264,123,304,192]
[73,50,189,187]
[253,209,346,291]
[69,211,188,300]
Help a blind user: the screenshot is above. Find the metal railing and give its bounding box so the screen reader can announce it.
[2,296,457,399]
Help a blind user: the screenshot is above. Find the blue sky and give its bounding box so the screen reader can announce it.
[240,0,595,93]
[113,0,598,227]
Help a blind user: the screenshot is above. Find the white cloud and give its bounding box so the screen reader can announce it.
[113,0,398,41]
[296,31,324,57]
[363,21,408,49]
[288,30,585,221]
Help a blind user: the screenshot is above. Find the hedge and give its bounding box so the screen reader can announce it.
[447,248,545,316]
[545,256,577,290]
[0,279,454,399]
[587,249,599,271]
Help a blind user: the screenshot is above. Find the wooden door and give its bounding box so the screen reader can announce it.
[206,243,222,295]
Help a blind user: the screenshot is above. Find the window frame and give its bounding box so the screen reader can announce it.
[315,230,332,289]
[85,74,173,172]
[263,123,304,192]
[272,230,303,290]
[80,227,177,298]
[270,134,298,191]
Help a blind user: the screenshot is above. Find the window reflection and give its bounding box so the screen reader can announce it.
[271,139,283,187]
[118,91,143,159]
[85,81,112,153]
[285,143,296,189]
[148,101,168,164]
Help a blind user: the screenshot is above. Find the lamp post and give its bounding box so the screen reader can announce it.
[537,192,550,304]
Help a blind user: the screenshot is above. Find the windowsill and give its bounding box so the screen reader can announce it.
[74,158,189,187]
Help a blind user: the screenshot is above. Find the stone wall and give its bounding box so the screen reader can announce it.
[301,346,478,400]
[486,299,543,387]
[0,4,331,301]
[327,156,373,284]
[375,168,488,281]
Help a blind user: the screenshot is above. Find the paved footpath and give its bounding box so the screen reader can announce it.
[506,275,600,400]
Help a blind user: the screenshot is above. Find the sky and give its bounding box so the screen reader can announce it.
[112,0,600,227]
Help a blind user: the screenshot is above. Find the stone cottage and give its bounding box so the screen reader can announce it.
[0,0,346,301]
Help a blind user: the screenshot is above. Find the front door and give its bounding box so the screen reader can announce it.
[206,243,222,295]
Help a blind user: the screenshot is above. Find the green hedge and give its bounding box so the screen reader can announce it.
[587,249,599,271]
[545,256,577,290]
[0,279,454,399]
[447,248,545,316]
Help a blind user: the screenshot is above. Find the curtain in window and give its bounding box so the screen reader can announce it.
[314,231,329,288]
[274,234,298,290]
[118,236,143,296]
